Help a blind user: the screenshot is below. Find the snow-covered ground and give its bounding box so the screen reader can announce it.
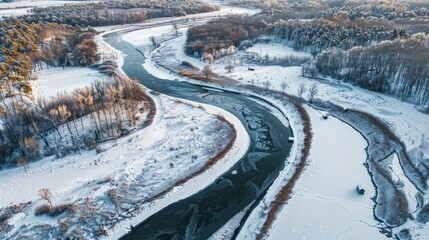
[246,42,312,59]
[0,93,243,239]
[31,66,105,100]
[0,0,92,9]
[0,7,31,18]
[0,0,94,19]
[160,30,429,153]
[267,106,385,240]
[122,25,175,47]
[132,22,429,239]
[95,4,258,33]
[1,20,251,237]
[147,28,429,155]
[1,62,250,238]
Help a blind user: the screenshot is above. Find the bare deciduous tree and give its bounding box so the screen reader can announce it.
[308,66,318,79]
[281,81,288,93]
[308,83,319,102]
[298,83,306,99]
[264,79,271,90]
[17,157,27,174]
[225,64,234,73]
[149,36,157,46]
[202,65,213,80]
[39,188,53,210]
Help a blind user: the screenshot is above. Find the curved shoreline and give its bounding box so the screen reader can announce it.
[119,27,306,239]
[100,32,252,240]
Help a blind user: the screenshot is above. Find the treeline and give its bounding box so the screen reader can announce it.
[0,77,147,167]
[269,16,406,53]
[1,21,100,99]
[7,0,219,27]
[319,1,429,21]
[0,21,108,166]
[227,0,325,12]
[316,33,429,105]
[186,16,267,56]
[186,13,404,56]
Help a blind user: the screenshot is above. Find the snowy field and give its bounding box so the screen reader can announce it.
[0,0,92,8]
[131,22,429,239]
[1,61,250,238]
[246,42,312,59]
[31,66,105,100]
[95,4,258,33]
[151,29,429,156]
[122,25,176,47]
[0,93,241,239]
[0,19,253,237]
[0,7,30,18]
[0,1,93,19]
[267,106,385,240]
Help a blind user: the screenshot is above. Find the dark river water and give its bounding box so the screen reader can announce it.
[105,31,293,240]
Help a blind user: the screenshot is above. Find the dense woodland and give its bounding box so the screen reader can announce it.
[0,21,100,99]
[186,1,429,105]
[316,33,429,104]
[0,10,146,165]
[6,0,219,27]
[0,0,221,166]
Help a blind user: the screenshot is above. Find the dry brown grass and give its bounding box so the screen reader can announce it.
[178,70,198,78]
[256,95,313,240]
[35,203,77,217]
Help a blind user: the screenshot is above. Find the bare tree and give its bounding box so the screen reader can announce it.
[17,157,27,174]
[264,80,271,91]
[149,36,157,46]
[308,66,318,79]
[39,188,53,210]
[308,83,319,102]
[297,83,306,99]
[280,81,288,93]
[58,105,73,135]
[92,79,111,137]
[301,63,308,76]
[23,137,38,159]
[173,23,179,36]
[107,85,119,136]
[202,65,213,80]
[225,64,234,73]
[264,53,270,63]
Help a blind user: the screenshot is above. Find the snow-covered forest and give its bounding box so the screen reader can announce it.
[5,0,219,27]
[185,0,429,105]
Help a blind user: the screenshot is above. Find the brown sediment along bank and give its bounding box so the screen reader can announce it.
[147,114,238,202]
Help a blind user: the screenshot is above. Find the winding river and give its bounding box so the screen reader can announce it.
[105,30,293,239]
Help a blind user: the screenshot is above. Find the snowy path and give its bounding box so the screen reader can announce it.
[267,106,386,240]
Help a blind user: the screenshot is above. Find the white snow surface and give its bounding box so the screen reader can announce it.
[390,153,419,214]
[31,66,105,100]
[129,23,429,239]
[149,30,429,153]
[0,91,248,238]
[0,0,92,8]
[2,20,251,237]
[95,4,258,33]
[0,7,31,18]
[246,42,312,59]
[266,106,385,240]
[0,1,95,19]
[123,25,175,48]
